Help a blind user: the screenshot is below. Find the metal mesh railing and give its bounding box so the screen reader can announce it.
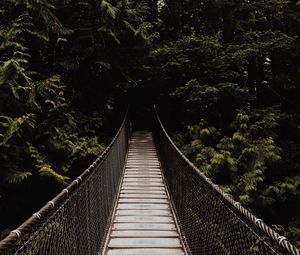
[154,108,300,255]
[0,110,130,255]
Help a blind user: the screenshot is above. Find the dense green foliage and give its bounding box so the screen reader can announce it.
[148,0,300,246]
[0,0,149,237]
[0,0,299,248]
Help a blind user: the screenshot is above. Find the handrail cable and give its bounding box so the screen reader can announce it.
[154,105,300,255]
[1,106,299,255]
[0,109,131,254]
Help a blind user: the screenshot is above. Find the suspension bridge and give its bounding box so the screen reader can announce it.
[0,109,299,255]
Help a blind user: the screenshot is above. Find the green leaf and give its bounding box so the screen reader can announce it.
[5,171,32,184]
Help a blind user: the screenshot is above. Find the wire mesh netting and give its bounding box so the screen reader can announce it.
[1,108,299,255]
[0,112,130,255]
[154,112,298,255]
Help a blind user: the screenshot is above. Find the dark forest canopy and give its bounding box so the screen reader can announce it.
[0,0,299,247]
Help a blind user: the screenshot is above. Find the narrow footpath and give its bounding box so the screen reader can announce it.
[104,131,186,255]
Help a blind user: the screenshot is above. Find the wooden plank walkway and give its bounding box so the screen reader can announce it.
[103,131,186,255]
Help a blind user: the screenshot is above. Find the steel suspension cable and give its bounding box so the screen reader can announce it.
[154,107,299,255]
[0,110,131,255]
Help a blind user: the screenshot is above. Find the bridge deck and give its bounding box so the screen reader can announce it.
[104,131,186,255]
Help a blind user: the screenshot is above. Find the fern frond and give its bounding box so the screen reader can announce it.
[39,7,62,33]
[28,143,70,185]
[36,75,63,99]
[0,113,36,145]
[5,171,32,184]
[123,20,136,33]
[100,0,118,19]
[38,166,70,185]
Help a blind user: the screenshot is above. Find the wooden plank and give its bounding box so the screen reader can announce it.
[126,165,160,167]
[118,199,168,204]
[103,133,185,255]
[124,173,161,176]
[123,177,163,181]
[129,147,155,149]
[110,230,179,238]
[124,176,162,179]
[128,152,156,154]
[127,159,158,161]
[125,166,160,168]
[126,164,159,166]
[121,186,165,189]
[126,159,158,160]
[121,187,165,191]
[120,190,166,194]
[128,154,157,156]
[128,147,154,149]
[127,156,157,158]
[121,187,165,190]
[119,194,167,199]
[122,183,164,187]
[126,159,158,161]
[127,160,158,162]
[126,165,159,168]
[128,150,155,151]
[123,175,161,179]
[127,157,158,160]
[124,174,161,177]
[108,238,182,248]
[127,155,157,156]
[123,178,162,181]
[126,166,160,169]
[126,161,159,163]
[123,180,163,184]
[120,191,166,195]
[112,223,176,231]
[128,151,156,153]
[124,175,162,178]
[125,167,160,169]
[125,171,161,175]
[123,179,162,182]
[120,192,166,196]
[122,185,164,189]
[128,149,156,151]
[114,216,173,223]
[125,168,160,170]
[107,248,184,255]
[115,210,171,216]
[126,168,160,170]
[126,160,159,162]
[123,178,162,182]
[126,164,160,166]
[129,143,153,144]
[120,192,165,196]
[129,145,154,146]
[126,162,159,165]
[126,165,160,169]
[128,150,156,151]
[124,177,162,180]
[117,204,169,210]
[124,172,162,175]
[124,172,161,175]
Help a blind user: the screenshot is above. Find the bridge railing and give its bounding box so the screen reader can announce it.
[0,110,130,255]
[154,108,299,255]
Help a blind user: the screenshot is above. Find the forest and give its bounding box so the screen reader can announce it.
[0,0,299,249]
